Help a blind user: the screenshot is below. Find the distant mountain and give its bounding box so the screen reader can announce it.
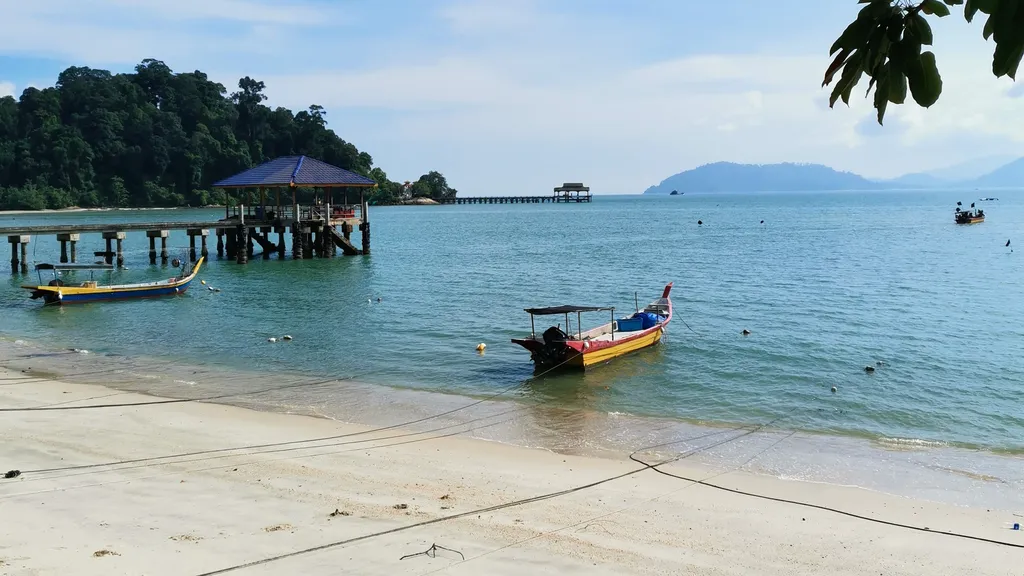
[883,173,948,188]
[928,155,1020,182]
[642,162,880,194]
[966,157,1024,189]
[643,157,1024,194]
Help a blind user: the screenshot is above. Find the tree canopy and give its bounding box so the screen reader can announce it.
[824,0,1024,124]
[0,59,455,210]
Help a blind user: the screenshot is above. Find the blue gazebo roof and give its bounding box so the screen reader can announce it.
[213,155,376,188]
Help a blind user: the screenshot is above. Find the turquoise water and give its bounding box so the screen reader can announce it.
[2,192,1023,459]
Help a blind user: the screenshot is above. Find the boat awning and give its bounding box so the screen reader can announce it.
[524,305,614,315]
[35,263,115,271]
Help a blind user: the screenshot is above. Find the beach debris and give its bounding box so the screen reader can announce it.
[439,494,450,500]
[169,534,202,542]
[268,337,277,343]
[864,365,876,373]
[328,508,350,517]
[400,543,465,561]
[393,503,409,510]
[263,524,292,532]
[831,386,838,394]
[476,343,486,352]
[1014,522,1020,530]
[4,470,21,479]
[92,550,119,558]
[282,335,293,341]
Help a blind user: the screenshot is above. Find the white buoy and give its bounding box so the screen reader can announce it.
[208,286,214,291]
[831,386,837,394]
[201,280,206,285]
[268,337,277,343]
[213,288,221,292]
[282,335,293,341]
[368,298,372,303]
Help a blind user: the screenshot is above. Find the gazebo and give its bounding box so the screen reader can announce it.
[213,155,377,262]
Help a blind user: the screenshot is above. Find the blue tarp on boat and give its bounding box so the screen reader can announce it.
[632,312,663,329]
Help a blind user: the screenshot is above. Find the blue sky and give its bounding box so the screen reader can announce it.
[1,0,1021,194]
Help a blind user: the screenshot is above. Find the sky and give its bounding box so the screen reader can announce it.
[1,0,1023,195]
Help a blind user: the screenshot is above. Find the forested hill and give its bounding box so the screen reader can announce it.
[0,59,448,210]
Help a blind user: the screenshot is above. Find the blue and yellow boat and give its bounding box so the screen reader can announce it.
[22,258,203,305]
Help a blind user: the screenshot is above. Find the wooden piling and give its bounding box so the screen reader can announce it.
[276,226,286,259]
[102,231,126,267]
[8,235,29,273]
[360,222,370,255]
[216,229,225,258]
[57,233,79,264]
[146,230,168,265]
[186,229,208,262]
[235,225,248,264]
[292,225,307,260]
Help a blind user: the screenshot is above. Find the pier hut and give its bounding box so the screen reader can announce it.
[0,155,377,272]
[212,155,376,263]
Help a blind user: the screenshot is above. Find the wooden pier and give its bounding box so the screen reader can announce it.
[438,182,592,205]
[1,156,375,273]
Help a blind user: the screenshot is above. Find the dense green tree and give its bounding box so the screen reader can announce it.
[0,60,456,209]
[409,171,458,201]
[825,0,1023,124]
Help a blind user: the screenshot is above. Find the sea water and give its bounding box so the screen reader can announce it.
[1,191,1022,509]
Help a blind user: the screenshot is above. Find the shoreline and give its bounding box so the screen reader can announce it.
[1,335,1022,514]
[2,370,1022,575]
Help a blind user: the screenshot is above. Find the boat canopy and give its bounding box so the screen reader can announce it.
[524,305,614,316]
[35,263,115,271]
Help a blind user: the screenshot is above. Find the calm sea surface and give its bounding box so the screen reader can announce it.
[2,192,1022,508]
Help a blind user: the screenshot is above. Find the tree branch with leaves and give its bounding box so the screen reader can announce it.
[824,0,1024,124]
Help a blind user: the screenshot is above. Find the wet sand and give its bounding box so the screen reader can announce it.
[1,369,1020,575]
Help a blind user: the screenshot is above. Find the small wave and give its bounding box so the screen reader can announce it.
[173,380,197,386]
[877,436,948,450]
[606,411,633,417]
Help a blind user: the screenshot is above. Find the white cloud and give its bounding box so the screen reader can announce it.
[0,82,14,98]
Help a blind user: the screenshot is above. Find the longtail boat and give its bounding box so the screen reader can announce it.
[512,283,673,370]
[955,201,985,224]
[22,258,203,305]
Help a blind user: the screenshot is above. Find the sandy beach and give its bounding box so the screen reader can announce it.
[1,369,1020,576]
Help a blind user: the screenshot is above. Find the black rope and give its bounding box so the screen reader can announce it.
[7,351,578,476]
[192,426,755,576]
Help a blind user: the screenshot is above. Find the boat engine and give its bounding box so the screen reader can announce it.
[534,326,572,366]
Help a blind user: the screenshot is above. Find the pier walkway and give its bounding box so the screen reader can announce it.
[437,183,592,205]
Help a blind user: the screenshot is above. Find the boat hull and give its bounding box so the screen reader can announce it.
[955,216,984,224]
